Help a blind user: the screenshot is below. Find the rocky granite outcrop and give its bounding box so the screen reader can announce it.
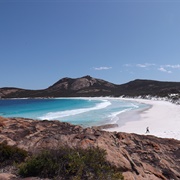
[0,117,180,179]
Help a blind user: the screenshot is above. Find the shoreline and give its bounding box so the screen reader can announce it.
[1,97,180,140]
[106,98,180,140]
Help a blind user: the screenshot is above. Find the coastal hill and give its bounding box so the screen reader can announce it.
[0,117,180,179]
[1,75,180,98]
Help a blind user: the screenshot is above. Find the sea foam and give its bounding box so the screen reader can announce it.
[38,100,111,120]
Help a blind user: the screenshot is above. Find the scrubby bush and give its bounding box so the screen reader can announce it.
[19,146,124,180]
[0,143,28,167]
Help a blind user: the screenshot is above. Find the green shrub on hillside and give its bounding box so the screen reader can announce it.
[19,146,124,180]
[0,143,28,167]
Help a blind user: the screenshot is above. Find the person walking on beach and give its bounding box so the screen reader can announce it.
[146,127,150,133]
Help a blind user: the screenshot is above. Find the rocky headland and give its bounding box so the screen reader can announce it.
[0,116,180,180]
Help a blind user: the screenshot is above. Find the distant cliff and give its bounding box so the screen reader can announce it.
[1,75,180,99]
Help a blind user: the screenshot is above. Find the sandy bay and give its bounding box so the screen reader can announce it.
[106,98,180,140]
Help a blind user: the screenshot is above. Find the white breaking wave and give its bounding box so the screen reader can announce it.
[108,108,132,124]
[130,103,139,108]
[38,100,111,120]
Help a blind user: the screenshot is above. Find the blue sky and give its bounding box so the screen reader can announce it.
[1,0,180,89]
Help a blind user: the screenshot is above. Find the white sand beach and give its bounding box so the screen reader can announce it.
[107,98,180,140]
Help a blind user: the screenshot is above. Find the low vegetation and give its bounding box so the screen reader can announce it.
[0,143,28,168]
[18,146,124,180]
[0,143,123,179]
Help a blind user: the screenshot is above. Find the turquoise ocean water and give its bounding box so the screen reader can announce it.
[0,98,148,127]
